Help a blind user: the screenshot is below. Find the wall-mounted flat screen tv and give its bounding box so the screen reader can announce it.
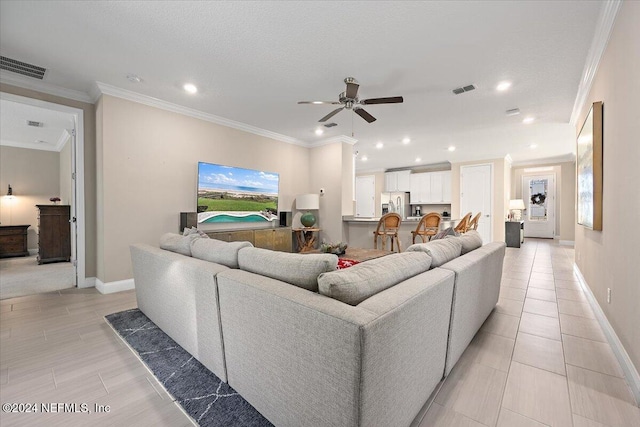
[197,162,279,224]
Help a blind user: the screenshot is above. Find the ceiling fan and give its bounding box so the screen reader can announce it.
[298,77,403,123]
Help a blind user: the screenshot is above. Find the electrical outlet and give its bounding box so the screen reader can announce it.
[607,288,611,304]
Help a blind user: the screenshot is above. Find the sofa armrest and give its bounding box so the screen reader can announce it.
[217,267,454,427]
[130,244,229,381]
[438,241,506,375]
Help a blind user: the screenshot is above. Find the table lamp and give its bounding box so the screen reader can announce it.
[509,199,526,221]
[296,194,320,228]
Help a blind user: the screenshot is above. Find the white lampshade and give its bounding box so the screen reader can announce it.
[509,199,526,210]
[296,194,319,210]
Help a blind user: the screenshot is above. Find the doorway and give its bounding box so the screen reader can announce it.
[460,164,492,243]
[522,174,555,238]
[0,92,85,298]
[355,175,376,218]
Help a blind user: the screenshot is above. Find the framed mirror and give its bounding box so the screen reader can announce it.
[577,101,603,230]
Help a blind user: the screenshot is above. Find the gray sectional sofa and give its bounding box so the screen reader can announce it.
[130,230,505,427]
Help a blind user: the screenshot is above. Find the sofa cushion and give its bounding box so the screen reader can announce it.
[406,238,462,267]
[238,247,337,291]
[191,238,253,268]
[183,226,210,238]
[317,252,432,305]
[159,233,200,256]
[449,230,483,255]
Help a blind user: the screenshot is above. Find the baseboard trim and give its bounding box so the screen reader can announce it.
[80,276,96,289]
[95,278,135,294]
[27,249,38,256]
[559,240,575,246]
[574,264,640,406]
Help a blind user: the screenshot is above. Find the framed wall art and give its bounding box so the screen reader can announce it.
[577,101,603,230]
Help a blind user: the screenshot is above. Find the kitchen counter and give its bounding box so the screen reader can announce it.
[342,216,453,223]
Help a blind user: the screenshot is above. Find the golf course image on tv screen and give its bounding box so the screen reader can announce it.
[197,162,279,223]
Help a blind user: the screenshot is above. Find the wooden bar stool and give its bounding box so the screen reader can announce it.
[468,212,481,231]
[411,212,442,243]
[454,212,472,234]
[373,213,402,252]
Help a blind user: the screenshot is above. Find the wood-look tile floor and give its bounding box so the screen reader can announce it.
[1,239,638,426]
[420,239,640,427]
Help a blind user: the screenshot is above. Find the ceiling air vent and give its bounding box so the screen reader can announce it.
[506,108,521,116]
[1,56,47,80]
[26,120,43,127]
[452,84,476,95]
[324,122,338,128]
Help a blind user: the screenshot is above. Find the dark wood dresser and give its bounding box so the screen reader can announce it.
[0,225,30,258]
[36,205,71,264]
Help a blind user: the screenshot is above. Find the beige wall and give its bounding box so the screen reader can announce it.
[0,83,97,277]
[511,161,575,242]
[451,158,509,242]
[97,95,311,282]
[575,1,640,373]
[0,146,59,249]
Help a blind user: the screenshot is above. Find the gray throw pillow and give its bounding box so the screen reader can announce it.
[238,247,338,292]
[183,227,210,238]
[431,226,459,240]
[159,233,200,256]
[406,238,463,267]
[449,230,483,254]
[317,252,432,305]
[191,238,252,268]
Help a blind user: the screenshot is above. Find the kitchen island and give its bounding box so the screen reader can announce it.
[343,216,458,252]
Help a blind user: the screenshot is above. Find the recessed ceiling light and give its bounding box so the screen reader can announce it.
[376,142,384,149]
[402,137,411,144]
[315,128,324,136]
[496,81,512,91]
[415,157,421,163]
[312,101,323,104]
[522,117,535,124]
[183,83,198,94]
[448,146,456,152]
[126,73,141,83]
[361,156,368,161]
[529,143,538,149]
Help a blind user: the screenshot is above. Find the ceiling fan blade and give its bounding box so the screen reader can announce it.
[298,101,342,105]
[345,82,359,99]
[319,107,344,122]
[354,108,376,123]
[360,96,404,105]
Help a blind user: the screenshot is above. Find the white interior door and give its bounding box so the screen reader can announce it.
[522,174,555,238]
[460,164,492,243]
[355,175,375,217]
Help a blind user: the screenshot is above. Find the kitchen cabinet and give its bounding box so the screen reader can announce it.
[410,171,452,204]
[384,170,411,192]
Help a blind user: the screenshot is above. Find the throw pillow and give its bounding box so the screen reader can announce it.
[337,258,360,269]
[238,247,338,292]
[160,233,200,256]
[449,230,483,254]
[406,238,463,267]
[430,226,459,241]
[317,252,432,305]
[183,226,210,238]
[191,238,252,269]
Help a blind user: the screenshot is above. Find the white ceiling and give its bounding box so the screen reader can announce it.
[0,99,73,152]
[0,1,605,170]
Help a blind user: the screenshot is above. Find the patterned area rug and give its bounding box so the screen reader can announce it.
[105,309,273,427]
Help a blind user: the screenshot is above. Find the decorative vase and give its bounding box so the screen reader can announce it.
[300,212,316,228]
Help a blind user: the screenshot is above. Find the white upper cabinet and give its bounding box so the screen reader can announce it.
[384,170,411,192]
[410,170,452,204]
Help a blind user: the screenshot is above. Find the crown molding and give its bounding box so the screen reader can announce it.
[569,0,622,126]
[94,82,308,147]
[308,135,358,148]
[511,153,576,167]
[54,130,71,152]
[355,167,385,174]
[0,72,94,104]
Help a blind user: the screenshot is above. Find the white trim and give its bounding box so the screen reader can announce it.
[309,135,358,147]
[0,72,94,103]
[94,82,308,147]
[27,249,38,256]
[95,278,135,294]
[569,0,622,126]
[511,153,576,167]
[573,264,640,405]
[54,129,70,152]
[82,277,97,289]
[558,240,574,246]
[0,92,86,291]
[504,154,513,165]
